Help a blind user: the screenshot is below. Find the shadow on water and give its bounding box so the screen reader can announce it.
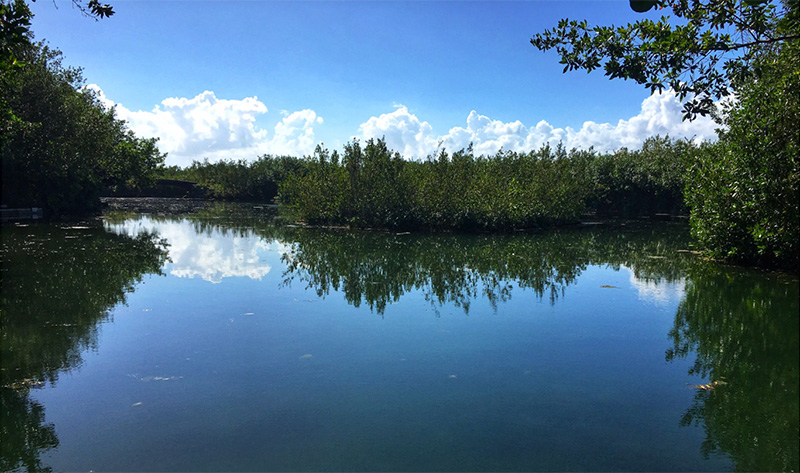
[0,223,168,472]
[4,203,798,471]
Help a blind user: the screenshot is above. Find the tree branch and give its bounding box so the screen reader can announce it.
[711,33,800,50]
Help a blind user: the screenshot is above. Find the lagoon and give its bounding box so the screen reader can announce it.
[1,203,797,471]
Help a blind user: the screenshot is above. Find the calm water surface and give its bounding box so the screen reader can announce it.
[1,204,797,471]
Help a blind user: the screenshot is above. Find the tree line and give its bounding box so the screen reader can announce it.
[276,137,687,230]
[1,0,164,214]
[1,0,797,271]
[162,128,797,270]
[167,0,799,270]
[160,136,689,226]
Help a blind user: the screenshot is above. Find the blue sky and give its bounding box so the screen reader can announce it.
[29,0,718,166]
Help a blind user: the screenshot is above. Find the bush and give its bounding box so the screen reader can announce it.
[684,42,799,270]
[157,155,306,202]
[586,136,690,217]
[1,43,163,214]
[280,139,592,231]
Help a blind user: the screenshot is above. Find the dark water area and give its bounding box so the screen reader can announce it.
[1,204,797,472]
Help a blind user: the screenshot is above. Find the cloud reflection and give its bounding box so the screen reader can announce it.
[108,217,284,283]
[623,265,685,305]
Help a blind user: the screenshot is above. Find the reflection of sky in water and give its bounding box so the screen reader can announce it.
[622,265,685,305]
[28,219,788,472]
[107,217,287,283]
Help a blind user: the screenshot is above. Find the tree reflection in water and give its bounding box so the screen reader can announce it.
[274,219,798,471]
[0,223,168,472]
[5,204,797,472]
[279,223,693,314]
[667,265,799,471]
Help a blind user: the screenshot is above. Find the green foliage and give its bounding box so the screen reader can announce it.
[280,137,697,231]
[1,42,165,214]
[82,0,115,19]
[281,139,597,231]
[2,0,113,121]
[587,136,692,216]
[684,41,799,270]
[1,0,113,71]
[533,0,800,269]
[0,0,31,126]
[0,0,31,71]
[158,154,306,202]
[531,0,799,119]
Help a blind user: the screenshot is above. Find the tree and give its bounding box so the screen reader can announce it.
[683,40,799,269]
[531,0,799,119]
[1,0,113,71]
[57,0,114,20]
[2,1,161,214]
[0,0,31,71]
[1,41,165,213]
[532,0,799,269]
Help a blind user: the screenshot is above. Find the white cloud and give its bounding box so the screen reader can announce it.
[358,105,439,158]
[86,85,323,166]
[360,92,718,159]
[87,85,718,166]
[270,110,324,156]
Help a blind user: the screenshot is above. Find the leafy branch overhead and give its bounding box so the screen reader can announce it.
[34,0,115,19]
[1,0,114,71]
[75,0,114,19]
[531,0,800,120]
[1,0,32,70]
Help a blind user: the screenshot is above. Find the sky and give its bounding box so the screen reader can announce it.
[29,0,719,167]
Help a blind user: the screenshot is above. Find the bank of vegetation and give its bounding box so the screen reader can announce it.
[155,117,797,270]
[2,0,797,271]
[278,136,689,230]
[153,0,800,271]
[157,156,305,202]
[156,135,688,223]
[1,1,164,214]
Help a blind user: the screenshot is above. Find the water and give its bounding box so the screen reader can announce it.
[2,204,797,472]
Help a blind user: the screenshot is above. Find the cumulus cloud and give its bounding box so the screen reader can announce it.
[270,109,324,156]
[360,92,719,159]
[358,105,439,158]
[88,85,718,166]
[86,85,323,166]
